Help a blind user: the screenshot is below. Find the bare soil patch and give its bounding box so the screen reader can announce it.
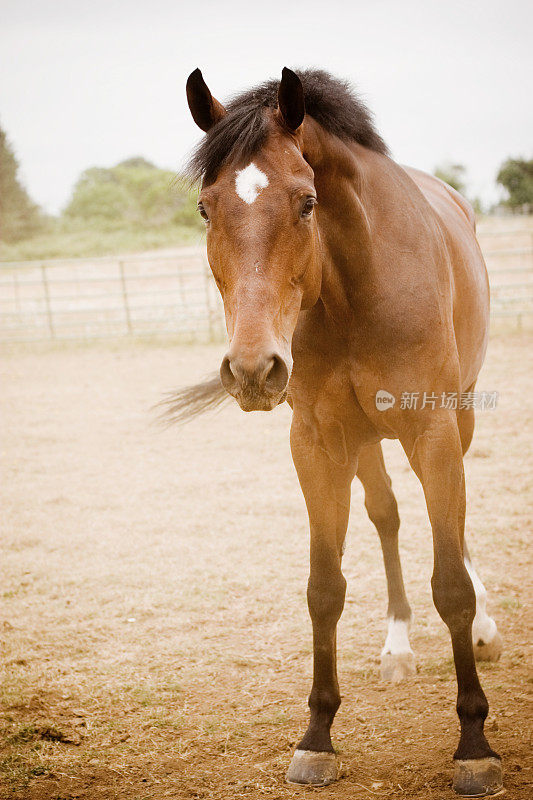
[1,334,532,799]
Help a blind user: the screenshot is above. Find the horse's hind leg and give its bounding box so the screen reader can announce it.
[464,543,503,662]
[457,405,503,662]
[356,443,415,682]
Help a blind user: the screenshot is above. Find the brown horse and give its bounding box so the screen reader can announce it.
[170,67,504,796]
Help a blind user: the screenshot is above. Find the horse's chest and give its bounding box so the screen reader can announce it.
[291,366,380,466]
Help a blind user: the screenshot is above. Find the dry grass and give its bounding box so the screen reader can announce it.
[1,333,532,799]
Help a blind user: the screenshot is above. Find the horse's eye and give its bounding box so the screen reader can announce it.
[300,197,317,218]
[197,202,209,222]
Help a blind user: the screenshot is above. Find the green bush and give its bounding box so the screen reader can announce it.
[497,158,533,209]
[64,159,203,230]
[434,162,467,195]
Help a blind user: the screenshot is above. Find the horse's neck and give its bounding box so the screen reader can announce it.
[304,122,377,320]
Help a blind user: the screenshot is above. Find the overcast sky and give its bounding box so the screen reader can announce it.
[1,0,531,213]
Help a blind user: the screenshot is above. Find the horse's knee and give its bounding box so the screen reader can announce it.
[307,572,346,625]
[432,564,476,630]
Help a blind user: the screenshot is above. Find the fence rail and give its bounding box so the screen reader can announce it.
[1,235,532,343]
[0,247,225,343]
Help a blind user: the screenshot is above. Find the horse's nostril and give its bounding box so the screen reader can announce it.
[220,355,237,393]
[221,352,289,398]
[264,354,289,394]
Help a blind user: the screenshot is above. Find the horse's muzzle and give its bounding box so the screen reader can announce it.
[220,351,290,411]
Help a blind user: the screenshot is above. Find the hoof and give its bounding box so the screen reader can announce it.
[285,749,338,786]
[453,757,503,797]
[474,630,503,663]
[380,652,416,683]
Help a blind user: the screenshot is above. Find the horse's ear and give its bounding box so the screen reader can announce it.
[277,67,305,132]
[186,68,226,132]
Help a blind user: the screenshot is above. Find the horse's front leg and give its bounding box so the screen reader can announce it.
[403,412,503,797]
[286,414,357,787]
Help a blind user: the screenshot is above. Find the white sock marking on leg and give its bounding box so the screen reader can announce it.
[465,557,498,644]
[235,163,269,204]
[381,618,413,656]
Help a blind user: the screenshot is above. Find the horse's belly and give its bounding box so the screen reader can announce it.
[453,248,490,390]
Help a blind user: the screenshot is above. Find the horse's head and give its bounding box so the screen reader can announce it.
[186,68,321,411]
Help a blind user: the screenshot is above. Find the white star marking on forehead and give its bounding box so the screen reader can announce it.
[235,163,269,204]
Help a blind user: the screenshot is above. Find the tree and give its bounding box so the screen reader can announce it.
[434,162,467,195]
[64,158,203,229]
[0,125,44,242]
[496,158,533,210]
[64,168,131,222]
[117,157,156,170]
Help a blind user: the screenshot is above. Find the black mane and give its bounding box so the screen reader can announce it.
[186,69,388,185]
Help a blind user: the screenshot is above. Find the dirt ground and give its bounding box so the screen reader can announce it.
[1,333,532,800]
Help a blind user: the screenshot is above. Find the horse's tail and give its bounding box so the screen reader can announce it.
[156,373,230,426]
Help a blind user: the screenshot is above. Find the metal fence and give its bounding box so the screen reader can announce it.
[0,247,225,343]
[480,227,533,325]
[1,233,532,343]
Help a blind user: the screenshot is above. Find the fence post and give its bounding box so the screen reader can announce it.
[119,260,133,334]
[41,263,55,339]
